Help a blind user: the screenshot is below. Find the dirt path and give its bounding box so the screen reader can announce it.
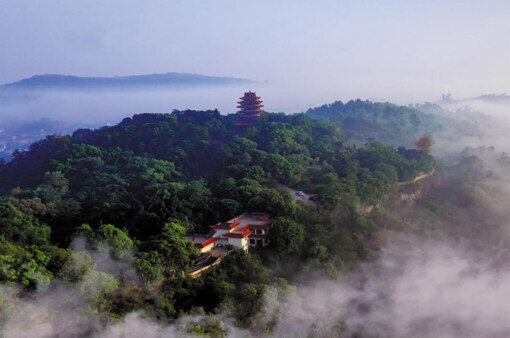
[397,168,436,186]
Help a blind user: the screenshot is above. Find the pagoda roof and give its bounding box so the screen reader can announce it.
[237,108,264,112]
[238,97,262,102]
[238,103,263,107]
[239,91,261,99]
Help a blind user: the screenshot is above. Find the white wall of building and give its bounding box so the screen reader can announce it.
[200,243,214,254]
[228,237,249,251]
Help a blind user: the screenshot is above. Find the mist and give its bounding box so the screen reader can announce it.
[426,99,510,160]
[3,0,510,336]
[277,125,510,337]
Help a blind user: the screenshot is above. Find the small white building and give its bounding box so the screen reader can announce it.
[186,213,274,277]
[190,213,273,253]
[220,225,252,251]
[187,235,219,254]
[220,213,273,248]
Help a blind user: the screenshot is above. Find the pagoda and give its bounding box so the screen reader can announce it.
[235,91,264,127]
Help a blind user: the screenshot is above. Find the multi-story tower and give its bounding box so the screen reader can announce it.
[235,91,264,127]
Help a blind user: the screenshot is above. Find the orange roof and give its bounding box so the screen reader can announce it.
[200,237,219,248]
[222,230,253,238]
[238,225,250,232]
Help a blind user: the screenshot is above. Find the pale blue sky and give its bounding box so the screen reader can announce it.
[1,0,509,101]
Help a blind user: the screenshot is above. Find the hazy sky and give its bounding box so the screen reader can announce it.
[1,0,509,102]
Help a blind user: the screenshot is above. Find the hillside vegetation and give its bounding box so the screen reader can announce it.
[0,105,436,333]
[306,99,448,147]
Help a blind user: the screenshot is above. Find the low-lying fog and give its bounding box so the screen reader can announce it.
[0,83,362,127]
[0,81,462,127]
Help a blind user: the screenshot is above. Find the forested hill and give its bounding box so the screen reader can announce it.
[0,109,435,330]
[306,99,448,146]
[0,109,434,241]
[0,72,253,90]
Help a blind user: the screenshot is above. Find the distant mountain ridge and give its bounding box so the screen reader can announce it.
[471,93,510,103]
[0,72,254,90]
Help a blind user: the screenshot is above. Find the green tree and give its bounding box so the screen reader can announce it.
[267,218,305,255]
[0,200,51,246]
[0,241,52,289]
[99,224,134,259]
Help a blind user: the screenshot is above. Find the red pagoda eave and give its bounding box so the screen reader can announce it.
[238,99,262,103]
[239,96,261,100]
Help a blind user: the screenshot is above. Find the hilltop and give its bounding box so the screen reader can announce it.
[305,99,448,147]
[0,72,254,91]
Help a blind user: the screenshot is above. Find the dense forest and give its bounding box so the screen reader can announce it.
[0,101,437,335]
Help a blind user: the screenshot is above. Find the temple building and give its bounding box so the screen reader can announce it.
[187,213,273,253]
[235,91,264,127]
[186,213,273,277]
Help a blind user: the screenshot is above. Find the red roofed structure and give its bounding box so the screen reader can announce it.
[189,212,273,255]
[235,91,264,127]
[200,237,219,248]
[223,213,273,249]
[222,230,253,238]
[187,235,219,254]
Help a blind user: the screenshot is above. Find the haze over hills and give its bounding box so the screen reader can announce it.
[0,72,254,91]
